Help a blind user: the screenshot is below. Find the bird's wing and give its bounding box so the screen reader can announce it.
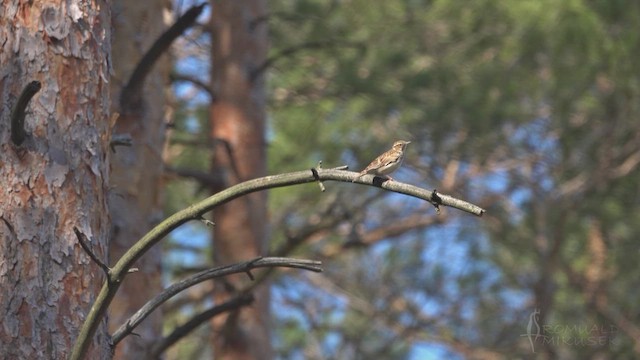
[363,149,400,172]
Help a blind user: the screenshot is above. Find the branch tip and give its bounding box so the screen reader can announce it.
[73,227,110,275]
[311,166,326,192]
[110,133,133,153]
[245,270,255,281]
[199,217,215,227]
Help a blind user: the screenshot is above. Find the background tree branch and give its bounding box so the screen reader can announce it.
[119,3,206,114]
[147,294,255,359]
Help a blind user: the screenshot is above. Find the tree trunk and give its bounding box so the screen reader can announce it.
[108,1,170,359]
[209,1,271,359]
[0,1,112,358]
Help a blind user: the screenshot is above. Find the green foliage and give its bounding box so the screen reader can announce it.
[265,0,640,358]
[164,0,640,357]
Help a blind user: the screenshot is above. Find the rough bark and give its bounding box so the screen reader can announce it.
[209,0,271,359]
[108,1,170,358]
[0,1,112,359]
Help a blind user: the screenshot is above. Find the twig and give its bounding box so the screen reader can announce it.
[73,227,110,275]
[120,3,207,113]
[213,138,242,185]
[110,257,322,345]
[250,40,364,82]
[109,133,133,152]
[198,216,215,227]
[10,80,41,146]
[148,293,254,358]
[70,166,483,360]
[312,161,328,192]
[170,72,214,99]
[244,257,263,281]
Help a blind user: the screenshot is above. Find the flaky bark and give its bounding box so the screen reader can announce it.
[209,1,271,359]
[0,1,112,358]
[107,1,170,359]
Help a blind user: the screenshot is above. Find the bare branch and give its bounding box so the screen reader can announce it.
[109,133,133,152]
[120,3,207,114]
[148,294,254,359]
[71,165,484,360]
[250,40,364,82]
[352,174,485,216]
[110,257,322,345]
[170,72,214,99]
[73,227,110,275]
[338,214,442,252]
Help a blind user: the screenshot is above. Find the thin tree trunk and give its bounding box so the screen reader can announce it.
[108,1,170,359]
[0,1,112,358]
[209,1,271,359]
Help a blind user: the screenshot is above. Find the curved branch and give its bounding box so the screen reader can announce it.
[111,257,321,345]
[148,294,254,358]
[170,72,214,99]
[120,3,207,113]
[250,40,364,82]
[70,165,484,360]
[10,80,41,146]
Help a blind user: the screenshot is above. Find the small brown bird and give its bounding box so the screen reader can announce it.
[353,140,411,182]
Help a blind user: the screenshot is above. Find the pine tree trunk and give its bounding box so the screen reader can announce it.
[209,1,271,359]
[0,1,112,358]
[108,1,169,359]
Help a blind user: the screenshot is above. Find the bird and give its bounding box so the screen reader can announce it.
[353,140,411,182]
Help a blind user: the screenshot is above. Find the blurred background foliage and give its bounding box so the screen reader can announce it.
[165,0,640,358]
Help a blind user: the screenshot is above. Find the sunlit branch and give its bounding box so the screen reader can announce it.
[70,165,484,360]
